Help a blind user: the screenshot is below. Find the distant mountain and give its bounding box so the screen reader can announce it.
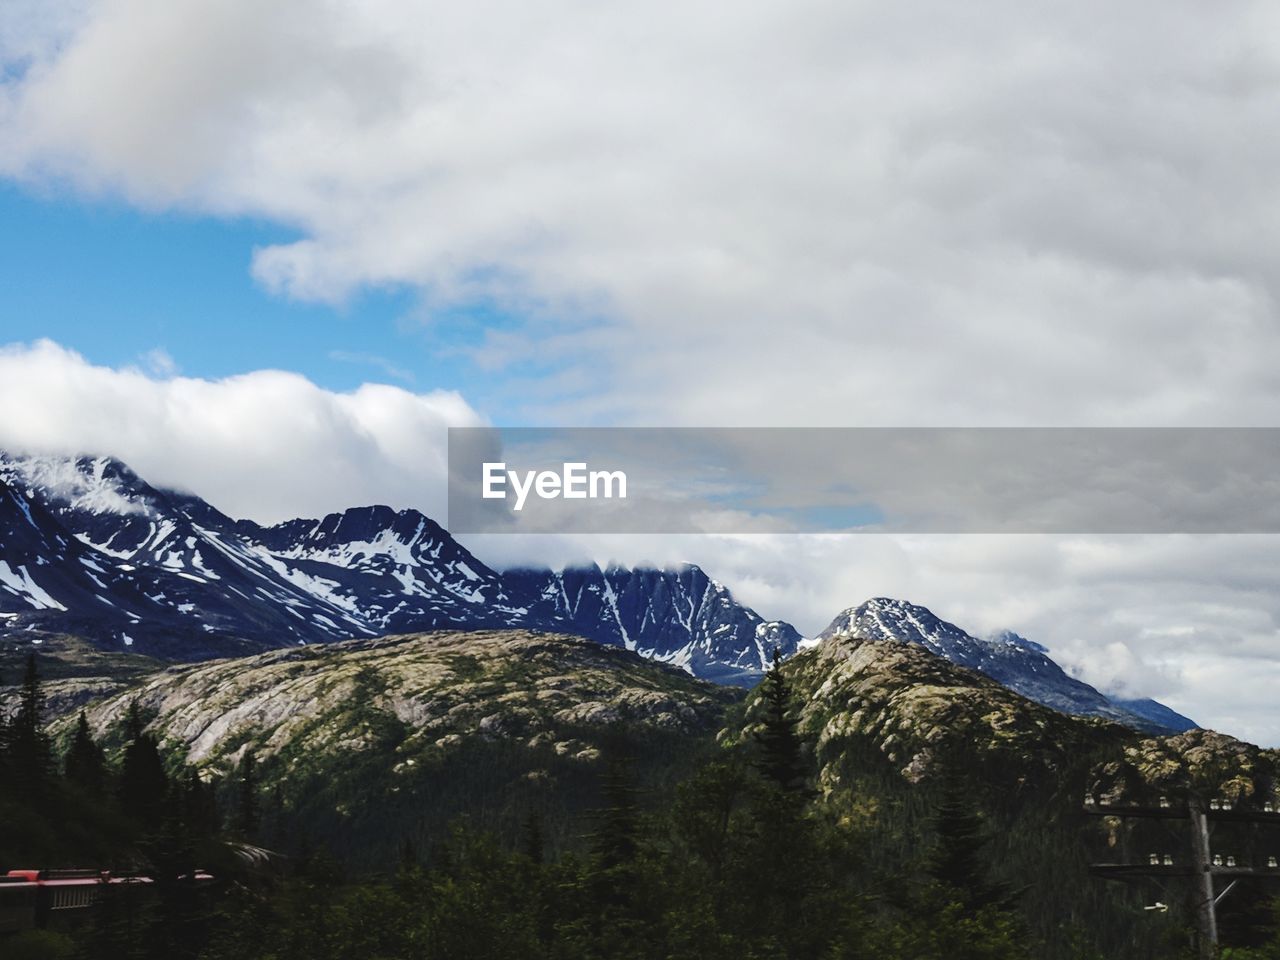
[0,453,534,655]
[236,505,534,635]
[0,468,116,615]
[502,563,803,685]
[0,452,1199,721]
[0,453,793,683]
[816,597,1196,734]
[0,461,264,658]
[1111,696,1197,733]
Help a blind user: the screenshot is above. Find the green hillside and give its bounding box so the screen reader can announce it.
[4,629,1280,958]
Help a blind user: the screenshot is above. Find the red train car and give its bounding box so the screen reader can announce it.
[0,868,210,935]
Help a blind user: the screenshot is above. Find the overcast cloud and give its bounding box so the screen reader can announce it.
[6,1,1280,426]
[0,340,481,521]
[2,2,1280,742]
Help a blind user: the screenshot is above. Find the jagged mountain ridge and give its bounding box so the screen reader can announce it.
[0,461,271,658]
[0,454,537,655]
[0,453,794,682]
[503,564,802,684]
[0,452,1194,722]
[817,597,1196,734]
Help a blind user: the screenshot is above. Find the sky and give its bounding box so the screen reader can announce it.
[1,0,1280,743]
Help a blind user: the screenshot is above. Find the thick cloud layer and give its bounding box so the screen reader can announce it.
[0,340,482,522]
[5,1,1280,424]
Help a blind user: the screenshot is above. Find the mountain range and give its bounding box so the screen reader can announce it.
[0,451,1194,732]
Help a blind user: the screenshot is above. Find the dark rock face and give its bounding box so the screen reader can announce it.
[0,453,795,683]
[502,563,802,685]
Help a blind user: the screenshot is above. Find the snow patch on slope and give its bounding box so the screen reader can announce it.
[0,560,67,610]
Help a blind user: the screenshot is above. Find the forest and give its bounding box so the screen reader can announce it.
[2,651,1279,960]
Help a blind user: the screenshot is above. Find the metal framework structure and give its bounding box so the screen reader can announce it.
[1085,797,1280,959]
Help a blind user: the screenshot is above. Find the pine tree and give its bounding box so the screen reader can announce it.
[8,652,52,784]
[263,783,287,849]
[754,647,810,796]
[65,710,107,792]
[583,738,652,957]
[117,700,169,828]
[90,873,149,960]
[125,698,146,741]
[184,769,220,842]
[592,752,640,870]
[926,765,1011,915]
[149,784,210,960]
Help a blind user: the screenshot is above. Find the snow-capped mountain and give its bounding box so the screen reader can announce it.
[0,470,101,614]
[237,505,536,635]
[0,453,787,682]
[502,563,802,685]
[0,454,546,647]
[817,598,1196,733]
[0,452,1200,722]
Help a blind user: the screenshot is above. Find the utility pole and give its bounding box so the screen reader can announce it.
[1085,794,1280,960]
[1188,798,1217,955]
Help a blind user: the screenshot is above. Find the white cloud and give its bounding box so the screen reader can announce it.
[6,2,1280,426]
[0,340,483,522]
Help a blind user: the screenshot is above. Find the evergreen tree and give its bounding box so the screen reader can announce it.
[90,873,149,960]
[584,732,648,952]
[397,837,419,874]
[592,753,640,870]
[184,770,220,842]
[161,768,219,849]
[65,710,107,792]
[117,700,169,828]
[926,765,1012,915]
[8,652,52,783]
[671,758,752,889]
[262,783,287,849]
[754,647,810,796]
[147,807,207,960]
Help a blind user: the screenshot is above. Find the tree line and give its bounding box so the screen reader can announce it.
[6,649,1280,958]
